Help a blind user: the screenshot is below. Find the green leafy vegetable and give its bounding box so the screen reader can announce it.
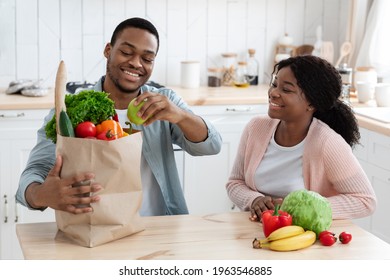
[280,189,332,237]
[45,90,115,143]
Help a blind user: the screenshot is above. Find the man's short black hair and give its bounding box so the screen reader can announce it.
[110,17,160,54]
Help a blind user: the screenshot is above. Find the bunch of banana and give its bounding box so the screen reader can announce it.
[253,225,316,252]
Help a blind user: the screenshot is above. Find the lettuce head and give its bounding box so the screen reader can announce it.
[280,189,332,236]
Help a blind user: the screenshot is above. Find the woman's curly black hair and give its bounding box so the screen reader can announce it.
[272,55,360,147]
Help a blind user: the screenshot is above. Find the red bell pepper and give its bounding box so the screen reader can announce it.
[261,204,292,237]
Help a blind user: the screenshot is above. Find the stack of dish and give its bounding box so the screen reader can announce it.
[5,79,49,97]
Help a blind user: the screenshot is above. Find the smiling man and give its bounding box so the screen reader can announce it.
[16,17,222,216]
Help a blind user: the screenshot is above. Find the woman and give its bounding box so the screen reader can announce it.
[226,55,376,221]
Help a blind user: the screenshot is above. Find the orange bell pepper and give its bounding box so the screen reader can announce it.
[96,120,124,139]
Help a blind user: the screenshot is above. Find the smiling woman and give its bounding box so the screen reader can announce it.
[226,55,376,224]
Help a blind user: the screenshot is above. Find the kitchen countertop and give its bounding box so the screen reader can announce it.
[0,85,269,109]
[16,211,390,260]
[1,85,389,136]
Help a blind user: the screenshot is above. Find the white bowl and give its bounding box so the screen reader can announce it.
[375,83,390,107]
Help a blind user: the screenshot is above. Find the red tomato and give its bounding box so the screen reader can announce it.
[318,230,335,240]
[339,231,352,244]
[319,233,337,246]
[75,121,97,138]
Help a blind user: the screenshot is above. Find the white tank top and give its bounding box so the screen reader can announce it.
[254,130,305,198]
[116,109,165,216]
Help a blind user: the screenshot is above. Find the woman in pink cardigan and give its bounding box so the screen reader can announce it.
[226,55,376,221]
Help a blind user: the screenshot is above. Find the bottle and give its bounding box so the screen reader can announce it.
[234,61,250,88]
[246,49,259,85]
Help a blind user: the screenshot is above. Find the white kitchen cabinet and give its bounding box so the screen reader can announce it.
[352,127,390,244]
[0,109,55,260]
[183,104,268,215]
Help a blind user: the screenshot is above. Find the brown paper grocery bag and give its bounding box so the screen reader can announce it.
[55,133,145,247]
[53,60,144,247]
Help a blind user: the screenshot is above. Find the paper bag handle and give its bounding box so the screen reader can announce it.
[55,60,67,134]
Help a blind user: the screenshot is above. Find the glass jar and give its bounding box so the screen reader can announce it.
[246,48,259,85]
[234,61,250,88]
[221,53,237,86]
[207,67,222,87]
[337,63,352,104]
[338,63,353,85]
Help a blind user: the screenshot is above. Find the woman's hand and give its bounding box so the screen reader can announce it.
[249,196,283,221]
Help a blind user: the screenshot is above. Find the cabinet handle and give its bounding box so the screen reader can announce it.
[0,112,25,118]
[14,196,19,223]
[226,107,252,112]
[3,195,8,223]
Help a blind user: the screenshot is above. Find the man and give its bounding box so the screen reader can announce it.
[16,17,222,216]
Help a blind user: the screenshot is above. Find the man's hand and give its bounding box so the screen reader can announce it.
[26,155,102,214]
[133,92,208,142]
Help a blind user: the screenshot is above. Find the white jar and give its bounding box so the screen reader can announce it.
[181,61,200,88]
[354,67,378,90]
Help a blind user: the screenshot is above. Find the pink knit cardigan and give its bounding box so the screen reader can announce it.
[226,116,376,219]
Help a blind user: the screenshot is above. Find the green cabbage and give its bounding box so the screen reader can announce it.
[280,190,332,236]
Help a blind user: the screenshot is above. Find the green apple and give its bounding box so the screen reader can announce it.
[127,98,149,125]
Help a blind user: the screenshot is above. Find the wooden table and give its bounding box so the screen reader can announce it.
[16,212,390,260]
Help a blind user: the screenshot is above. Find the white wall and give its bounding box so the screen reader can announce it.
[0,0,350,88]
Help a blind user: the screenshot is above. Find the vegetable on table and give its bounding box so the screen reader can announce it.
[261,204,292,237]
[280,189,332,237]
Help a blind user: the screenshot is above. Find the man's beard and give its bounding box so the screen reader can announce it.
[106,61,140,94]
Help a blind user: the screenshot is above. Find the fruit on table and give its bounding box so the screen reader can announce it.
[253,225,316,251]
[339,231,352,244]
[127,98,150,125]
[319,231,337,246]
[265,225,304,242]
[318,230,335,240]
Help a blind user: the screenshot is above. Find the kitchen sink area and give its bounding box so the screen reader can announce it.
[353,107,390,123]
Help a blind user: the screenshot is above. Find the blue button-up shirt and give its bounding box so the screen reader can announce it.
[16,77,222,215]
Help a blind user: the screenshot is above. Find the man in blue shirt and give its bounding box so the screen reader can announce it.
[16,17,222,216]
